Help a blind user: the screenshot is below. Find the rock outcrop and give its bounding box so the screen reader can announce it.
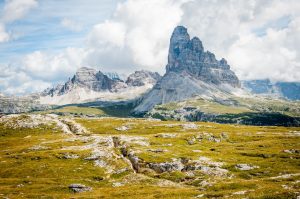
[133,26,241,114]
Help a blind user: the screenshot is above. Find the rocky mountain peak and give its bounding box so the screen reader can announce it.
[126,70,161,87]
[166,26,240,87]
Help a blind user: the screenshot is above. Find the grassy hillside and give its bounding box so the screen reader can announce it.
[148,96,300,126]
[37,103,134,118]
[0,114,299,198]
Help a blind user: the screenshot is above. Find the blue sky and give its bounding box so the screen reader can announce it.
[0,0,299,95]
[0,0,120,63]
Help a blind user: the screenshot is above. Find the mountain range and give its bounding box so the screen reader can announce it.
[39,68,161,105]
[0,26,299,126]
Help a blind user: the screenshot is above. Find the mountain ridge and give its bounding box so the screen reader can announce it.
[39,67,161,105]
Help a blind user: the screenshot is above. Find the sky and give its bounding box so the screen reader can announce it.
[0,0,300,95]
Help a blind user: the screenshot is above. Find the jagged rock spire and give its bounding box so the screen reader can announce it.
[166,25,240,87]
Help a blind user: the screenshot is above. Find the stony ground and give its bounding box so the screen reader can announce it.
[0,114,299,198]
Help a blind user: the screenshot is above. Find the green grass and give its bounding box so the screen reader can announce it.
[37,105,105,115]
[36,103,134,117]
[0,115,299,198]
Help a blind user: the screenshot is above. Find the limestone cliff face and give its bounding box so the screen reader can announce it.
[166,26,240,87]
[133,26,241,114]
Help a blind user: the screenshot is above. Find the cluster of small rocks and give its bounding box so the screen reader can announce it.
[148,159,184,173]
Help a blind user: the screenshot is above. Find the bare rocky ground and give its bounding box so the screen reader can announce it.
[0,114,299,198]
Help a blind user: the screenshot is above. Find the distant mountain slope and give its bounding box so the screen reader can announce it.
[0,94,51,114]
[40,68,161,105]
[242,79,300,100]
[134,26,241,114]
[146,96,300,126]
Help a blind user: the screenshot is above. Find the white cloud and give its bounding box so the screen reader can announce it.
[88,21,125,47]
[0,23,9,42]
[0,67,51,96]
[22,48,86,81]
[61,18,82,32]
[0,0,38,42]
[1,0,38,23]
[180,0,300,81]
[85,0,188,73]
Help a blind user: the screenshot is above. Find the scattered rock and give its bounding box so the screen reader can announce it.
[182,123,198,129]
[192,150,202,153]
[148,159,184,173]
[187,137,196,145]
[60,118,89,135]
[283,149,299,154]
[68,184,92,193]
[115,126,130,131]
[112,182,124,187]
[28,145,49,151]
[94,159,107,168]
[119,135,149,146]
[233,190,247,195]
[235,164,259,171]
[199,166,228,177]
[155,133,176,138]
[62,153,79,159]
[17,184,24,188]
[114,168,129,174]
[270,173,300,179]
[199,180,212,187]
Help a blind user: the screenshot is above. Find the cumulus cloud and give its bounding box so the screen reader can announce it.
[85,0,188,73]
[22,48,87,81]
[0,65,51,95]
[1,0,38,22]
[180,0,300,81]
[0,47,86,95]
[0,0,38,42]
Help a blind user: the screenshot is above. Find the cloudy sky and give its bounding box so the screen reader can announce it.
[0,0,299,95]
